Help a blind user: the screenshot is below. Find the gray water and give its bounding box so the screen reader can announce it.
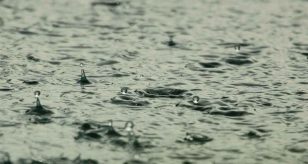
[0,0,308,163]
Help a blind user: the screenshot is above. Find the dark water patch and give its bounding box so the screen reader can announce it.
[221,97,237,104]
[165,82,186,86]
[209,110,251,117]
[110,135,153,152]
[97,60,119,66]
[44,156,98,164]
[169,153,213,160]
[110,73,130,77]
[231,83,268,87]
[16,158,45,164]
[22,80,39,85]
[269,110,302,115]
[44,33,64,37]
[111,95,150,107]
[0,121,21,127]
[26,54,40,62]
[124,159,148,164]
[63,45,94,49]
[26,106,53,116]
[199,62,221,68]
[177,133,213,144]
[293,42,308,46]
[28,116,52,124]
[75,121,121,141]
[18,30,38,35]
[225,56,253,65]
[210,148,242,154]
[176,97,212,112]
[286,146,306,153]
[135,87,187,98]
[0,87,13,91]
[242,131,262,139]
[91,1,122,7]
[48,61,61,65]
[52,21,89,29]
[218,42,252,48]
[298,82,308,85]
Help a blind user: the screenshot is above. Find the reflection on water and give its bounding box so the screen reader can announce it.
[1,0,308,163]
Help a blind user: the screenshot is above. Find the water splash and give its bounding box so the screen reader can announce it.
[121,87,129,95]
[234,45,241,52]
[192,96,200,104]
[167,35,176,47]
[25,91,53,116]
[78,63,91,85]
[125,121,135,135]
[34,91,42,109]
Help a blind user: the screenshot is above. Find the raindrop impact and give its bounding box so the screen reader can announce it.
[79,63,91,85]
[167,35,176,47]
[125,121,135,135]
[192,96,200,104]
[121,87,128,95]
[34,91,42,108]
[234,45,241,52]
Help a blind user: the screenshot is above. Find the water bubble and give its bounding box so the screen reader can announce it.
[234,45,241,52]
[34,91,41,98]
[125,121,135,132]
[192,96,199,104]
[121,87,128,95]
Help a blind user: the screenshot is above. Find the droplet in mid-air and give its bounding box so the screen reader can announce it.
[79,63,91,85]
[167,35,176,47]
[121,87,128,95]
[192,96,200,104]
[234,45,241,52]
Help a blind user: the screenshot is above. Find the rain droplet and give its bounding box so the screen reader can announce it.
[34,91,41,98]
[192,96,199,104]
[121,87,128,95]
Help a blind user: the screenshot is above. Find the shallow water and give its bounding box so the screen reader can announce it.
[1,0,308,163]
